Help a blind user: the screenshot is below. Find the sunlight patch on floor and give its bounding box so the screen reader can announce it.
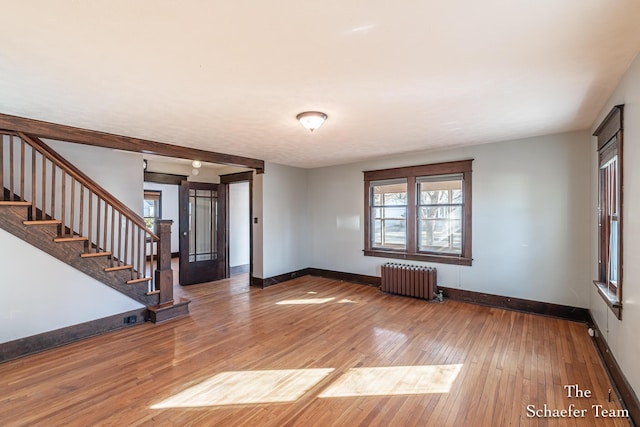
[318,364,463,398]
[151,369,334,408]
[276,297,335,305]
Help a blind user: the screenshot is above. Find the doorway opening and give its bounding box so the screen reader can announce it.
[143,158,253,287]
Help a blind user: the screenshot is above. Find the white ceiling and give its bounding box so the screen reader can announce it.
[1,1,640,168]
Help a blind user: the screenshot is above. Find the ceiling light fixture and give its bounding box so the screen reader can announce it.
[192,160,202,168]
[296,111,327,132]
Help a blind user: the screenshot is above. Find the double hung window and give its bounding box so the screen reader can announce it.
[594,105,624,319]
[364,160,472,266]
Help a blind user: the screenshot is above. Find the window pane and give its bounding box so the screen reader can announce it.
[372,181,407,206]
[372,209,406,249]
[383,192,406,205]
[143,200,155,218]
[601,155,619,290]
[609,219,618,284]
[370,180,407,250]
[143,191,161,231]
[418,207,462,254]
[419,176,462,205]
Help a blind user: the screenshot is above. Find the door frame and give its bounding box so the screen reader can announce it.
[220,171,254,281]
[143,169,255,286]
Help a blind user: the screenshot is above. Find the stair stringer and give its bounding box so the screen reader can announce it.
[0,204,159,306]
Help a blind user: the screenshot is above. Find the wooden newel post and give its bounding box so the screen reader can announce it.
[155,219,174,305]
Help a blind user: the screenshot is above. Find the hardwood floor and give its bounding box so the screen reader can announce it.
[0,275,630,426]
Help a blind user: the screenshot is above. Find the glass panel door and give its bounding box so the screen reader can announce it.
[180,182,226,285]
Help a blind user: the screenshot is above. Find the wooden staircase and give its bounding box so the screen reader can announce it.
[0,130,188,323]
[0,200,157,305]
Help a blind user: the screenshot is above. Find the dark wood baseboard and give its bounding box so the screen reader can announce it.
[307,268,380,286]
[250,267,380,289]
[438,286,591,323]
[0,308,147,363]
[250,267,588,324]
[251,269,310,288]
[230,264,250,276]
[588,315,639,426]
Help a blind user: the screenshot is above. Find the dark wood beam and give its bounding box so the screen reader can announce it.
[144,171,188,185]
[219,171,253,184]
[0,113,265,173]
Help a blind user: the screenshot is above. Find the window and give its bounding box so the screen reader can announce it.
[594,105,623,319]
[371,179,407,250]
[143,190,162,232]
[364,160,472,266]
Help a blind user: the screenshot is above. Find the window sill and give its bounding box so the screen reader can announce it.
[593,281,621,320]
[363,249,472,266]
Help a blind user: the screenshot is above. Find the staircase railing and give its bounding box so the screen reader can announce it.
[1,131,160,296]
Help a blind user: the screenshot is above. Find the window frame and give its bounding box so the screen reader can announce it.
[370,178,409,251]
[593,105,624,319]
[363,159,473,266]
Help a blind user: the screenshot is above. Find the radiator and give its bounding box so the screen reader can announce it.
[380,263,437,300]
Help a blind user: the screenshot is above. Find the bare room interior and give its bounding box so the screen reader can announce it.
[2,1,640,425]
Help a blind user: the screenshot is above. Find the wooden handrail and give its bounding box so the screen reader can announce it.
[18,132,158,241]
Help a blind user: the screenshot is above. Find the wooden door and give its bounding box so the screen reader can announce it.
[179,181,226,285]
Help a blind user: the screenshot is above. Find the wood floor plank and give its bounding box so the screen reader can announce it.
[0,274,631,426]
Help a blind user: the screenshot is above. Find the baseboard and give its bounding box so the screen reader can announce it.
[251,268,310,288]
[0,307,147,363]
[249,267,588,324]
[439,286,590,323]
[230,264,250,276]
[588,315,640,426]
[307,268,380,286]
[250,267,380,289]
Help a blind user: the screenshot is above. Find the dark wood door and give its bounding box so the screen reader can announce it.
[179,181,227,285]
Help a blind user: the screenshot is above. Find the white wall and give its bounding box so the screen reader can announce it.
[308,131,592,307]
[143,182,179,253]
[590,53,640,398]
[0,141,146,342]
[229,181,250,267]
[0,229,143,343]
[258,162,310,278]
[46,140,144,215]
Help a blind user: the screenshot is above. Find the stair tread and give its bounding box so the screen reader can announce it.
[23,220,62,225]
[80,251,112,258]
[127,277,152,284]
[0,201,31,207]
[104,265,133,272]
[54,236,88,242]
[146,290,161,296]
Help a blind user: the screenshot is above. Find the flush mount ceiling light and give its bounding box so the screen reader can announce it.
[296,111,327,132]
[192,160,202,168]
